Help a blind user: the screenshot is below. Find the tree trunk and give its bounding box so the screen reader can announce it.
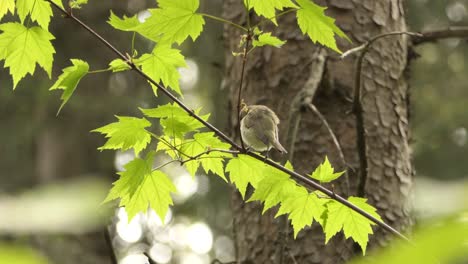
[223,0,413,263]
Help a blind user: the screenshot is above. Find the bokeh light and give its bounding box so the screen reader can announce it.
[149,242,173,264]
[187,222,213,254]
[116,209,143,243]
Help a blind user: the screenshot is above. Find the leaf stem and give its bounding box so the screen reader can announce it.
[201,13,248,32]
[88,68,111,74]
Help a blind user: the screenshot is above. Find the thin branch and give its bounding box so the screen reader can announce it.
[237,31,252,150]
[341,31,423,59]
[307,103,349,185]
[46,0,409,241]
[413,26,468,45]
[341,31,422,198]
[201,13,248,32]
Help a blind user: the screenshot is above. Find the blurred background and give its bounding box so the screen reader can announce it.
[0,0,467,263]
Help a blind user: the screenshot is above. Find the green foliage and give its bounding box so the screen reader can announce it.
[295,0,349,53]
[141,103,210,139]
[108,11,140,31]
[103,152,176,221]
[1,0,382,254]
[244,0,298,25]
[0,23,55,88]
[324,197,382,254]
[92,116,152,156]
[0,0,15,21]
[69,0,88,9]
[49,59,89,114]
[133,0,205,44]
[248,161,298,213]
[309,156,345,183]
[276,189,327,237]
[135,45,186,95]
[16,0,52,29]
[225,154,266,198]
[180,132,231,179]
[0,244,48,264]
[253,32,286,48]
[350,215,468,264]
[108,58,131,72]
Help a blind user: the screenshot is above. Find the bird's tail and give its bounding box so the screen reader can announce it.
[272,140,288,154]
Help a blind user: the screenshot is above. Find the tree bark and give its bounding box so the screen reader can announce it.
[223,0,413,263]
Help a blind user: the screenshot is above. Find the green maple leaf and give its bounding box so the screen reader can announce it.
[50,0,64,9]
[49,59,89,114]
[180,132,231,180]
[253,32,286,48]
[92,116,152,155]
[324,197,382,255]
[108,58,131,72]
[0,23,55,88]
[295,0,350,53]
[16,0,53,29]
[276,188,327,238]
[156,135,183,159]
[245,0,298,25]
[134,0,205,44]
[104,152,176,221]
[0,0,15,21]
[69,0,88,9]
[225,154,267,198]
[141,103,209,139]
[248,164,298,213]
[108,11,140,31]
[309,156,344,183]
[135,45,186,95]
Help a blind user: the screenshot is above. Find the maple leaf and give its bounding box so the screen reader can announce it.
[135,45,186,95]
[245,0,297,25]
[225,154,267,198]
[92,116,152,156]
[0,23,55,88]
[49,59,89,114]
[324,197,382,254]
[295,0,350,53]
[276,188,327,237]
[309,156,345,183]
[104,152,176,221]
[253,32,286,48]
[134,0,205,44]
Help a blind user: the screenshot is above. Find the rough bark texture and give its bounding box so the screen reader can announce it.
[223,0,413,263]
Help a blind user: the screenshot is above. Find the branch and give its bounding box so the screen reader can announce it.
[413,26,468,45]
[46,0,409,242]
[237,31,253,150]
[340,31,421,199]
[307,103,348,184]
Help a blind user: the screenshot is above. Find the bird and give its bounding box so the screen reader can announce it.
[240,103,287,154]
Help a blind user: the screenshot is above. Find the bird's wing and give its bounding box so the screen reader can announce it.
[244,110,275,146]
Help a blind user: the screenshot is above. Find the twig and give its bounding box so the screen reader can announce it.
[341,31,421,198]
[237,31,252,150]
[201,13,248,32]
[46,0,409,242]
[341,31,422,59]
[307,103,349,194]
[413,26,468,45]
[144,252,157,264]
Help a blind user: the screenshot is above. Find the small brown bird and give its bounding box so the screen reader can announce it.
[240,104,287,154]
